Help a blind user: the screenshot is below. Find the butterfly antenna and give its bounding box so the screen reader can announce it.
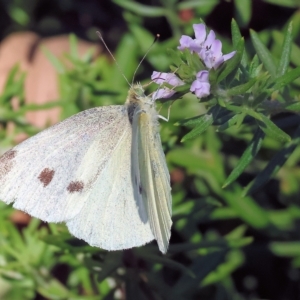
[131,34,160,85]
[96,31,131,87]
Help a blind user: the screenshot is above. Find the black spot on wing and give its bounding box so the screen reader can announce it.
[67,181,84,193]
[0,149,17,180]
[38,168,55,187]
[139,184,143,195]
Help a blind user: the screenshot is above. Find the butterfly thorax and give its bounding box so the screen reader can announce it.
[125,84,157,123]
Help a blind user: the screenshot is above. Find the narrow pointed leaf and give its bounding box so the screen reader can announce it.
[285,101,300,111]
[234,0,251,27]
[167,48,184,67]
[231,19,242,46]
[223,189,270,228]
[113,0,166,16]
[270,242,300,257]
[170,251,227,297]
[243,126,300,196]
[137,252,195,277]
[217,38,244,83]
[176,105,228,127]
[217,113,241,131]
[69,34,79,59]
[226,78,257,96]
[231,19,247,67]
[277,22,293,78]
[249,55,260,77]
[272,66,300,90]
[223,128,265,187]
[43,47,65,73]
[181,105,222,141]
[250,29,277,78]
[257,114,291,143]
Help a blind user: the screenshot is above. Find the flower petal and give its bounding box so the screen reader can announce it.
[213,56,224,69]
[196,70,209,81]
[204,30,216,48]
[211,39,222,56]
[193,24,206,43]
[151,71,168,84]
[152,88,175,100]
[223,51,236,61]
[178,35,193,50]
[165,73,184,86]
[190,70,210,98]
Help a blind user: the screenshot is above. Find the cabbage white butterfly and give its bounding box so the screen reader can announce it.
[0,82,172,253]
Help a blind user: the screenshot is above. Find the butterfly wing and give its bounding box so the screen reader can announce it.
[132,108,172,254]
[66,118,154,250]
[0,106,124,222]
[0,104,154,250]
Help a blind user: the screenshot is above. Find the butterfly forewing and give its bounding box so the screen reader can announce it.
[132,104,172,254]
[0,106,132,223]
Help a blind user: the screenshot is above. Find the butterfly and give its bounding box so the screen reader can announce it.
[0,83,172,253]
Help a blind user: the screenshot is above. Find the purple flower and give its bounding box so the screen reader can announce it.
[178,23,236,69]
[151,71,184,100]
[190,70,210,98]
[178,24,215,53]
[152,88,176,100]
[178,35,202,53]
[200,40,236,70]
[151,71,184,86]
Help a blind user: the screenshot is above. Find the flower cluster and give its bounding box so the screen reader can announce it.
[152,23,236,99]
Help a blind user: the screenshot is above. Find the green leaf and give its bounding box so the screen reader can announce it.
[217,38,244,83]
[231,19,247,67]
[272,66,300,90]
[285,101,300,111]
[167,48,183,67]
[231,19,242,47]
[226,78,257,96]
[249,55,260,77]
[43,47,65,73]
[217,113,244,131]
[270,242,300,257]
[243,125,300,196]
[263,0,299,8]
[277,22,293,78]
[234,0,251,27]
[184,50,205,71]
[170,251,227,297]
[201,250,245,286]
[69,34,79,59]
[180,105,222,142]
[113,0,166,16]
[250,29,277,78]
[223,188,270,228]
[177,0,219,9]
[137,252,195,277]
[256,113,291,143]
[223,128,265,188]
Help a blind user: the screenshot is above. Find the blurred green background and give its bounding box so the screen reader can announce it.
[0,0,300,299]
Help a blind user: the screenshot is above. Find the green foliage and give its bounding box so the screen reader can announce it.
[1,0,300,299]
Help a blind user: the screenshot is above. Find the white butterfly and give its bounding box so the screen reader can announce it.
[0,84,172,253]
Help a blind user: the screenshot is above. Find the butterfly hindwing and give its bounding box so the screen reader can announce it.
[132,106,172,254]
[66,116,154,250]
